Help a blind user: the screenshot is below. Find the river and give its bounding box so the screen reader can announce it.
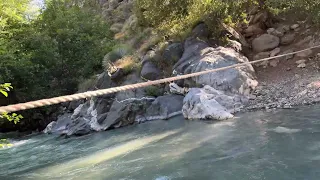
[1,106,320,180]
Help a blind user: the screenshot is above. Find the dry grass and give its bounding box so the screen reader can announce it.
[114,56,140,74]
[114,32,127,40]
[138,35,162,55]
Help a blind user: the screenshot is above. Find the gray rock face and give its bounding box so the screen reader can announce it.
[66,117,92,136]
[100,99,152,129]
[95,73,152,130]
[163,43,184,65]
[173,38,258,95]
[140,61,161,80]
[183,86,246,120]
[252,34,280,52]
[43,113,72,134]
[136,95,184,122]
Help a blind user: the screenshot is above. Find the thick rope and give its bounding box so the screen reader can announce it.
[1,45,320,113]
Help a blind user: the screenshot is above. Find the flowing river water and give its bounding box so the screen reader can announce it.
[1,106,320,180]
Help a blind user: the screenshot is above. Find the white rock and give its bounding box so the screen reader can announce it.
[270,48,281,57]
[290,24,300,30]
[169,83,189,95]
[297,63,306,68]
[182,86,245,120]
[295,59,306,64]
[43,121,57,134]
[267,28,275,34]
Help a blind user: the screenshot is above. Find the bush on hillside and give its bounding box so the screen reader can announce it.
[135,0,320,39]
[103,44,134,71]
[265,0,320,23]
[134,0,253,39]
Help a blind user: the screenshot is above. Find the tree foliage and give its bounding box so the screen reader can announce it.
[0,0,114,102]
[0,83,23,124]
[135,0,320,39]
[265,0,320,23]
[134,0,253,39]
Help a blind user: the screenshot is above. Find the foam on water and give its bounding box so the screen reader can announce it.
[271,126,301,133]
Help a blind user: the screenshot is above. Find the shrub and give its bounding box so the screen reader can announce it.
[103,44,134,71]
[114,56,139,75]
[265,0,320,23]
[145,85,163,97]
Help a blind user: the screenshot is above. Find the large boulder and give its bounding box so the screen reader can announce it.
[252,34,280,52]
[182,86,246,120]
[136,94,184,122]
[140,61,161,80]
[162,43,184,65]
[173,38,258,95]
[97,73,154,129]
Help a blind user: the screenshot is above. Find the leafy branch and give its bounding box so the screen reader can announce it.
[0,83,23,124]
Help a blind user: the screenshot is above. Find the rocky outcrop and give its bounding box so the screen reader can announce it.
[44,73,162,136]
[173,38,258,95]
[136,95,184,123]
[170,24,258,121]
[183,86,246,120]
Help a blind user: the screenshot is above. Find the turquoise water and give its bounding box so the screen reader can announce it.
[1,106,320,180]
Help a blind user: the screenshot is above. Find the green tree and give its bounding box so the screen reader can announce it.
[0,0,114,100]
[0,0,115,131]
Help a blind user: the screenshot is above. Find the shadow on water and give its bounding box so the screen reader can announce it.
[2,105,320,179]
